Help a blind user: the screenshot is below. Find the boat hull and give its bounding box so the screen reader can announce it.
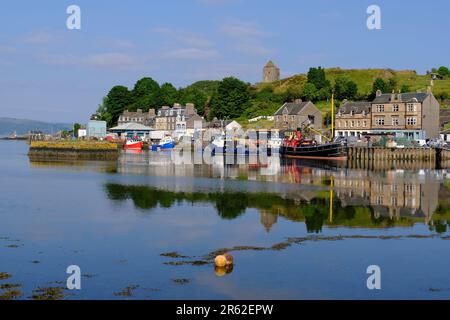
[159,142,175,149]
[124,141,143,150]
[280,143,347,161]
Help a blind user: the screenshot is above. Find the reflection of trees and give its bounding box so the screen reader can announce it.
[429,221,448,234]
[103,184,424,230]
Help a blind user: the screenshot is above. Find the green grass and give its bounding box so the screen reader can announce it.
[262,68,450,99]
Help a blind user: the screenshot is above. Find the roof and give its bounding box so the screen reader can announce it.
[109,122,153,131]
[372,92,430,104]
[338,101,371,114]
[264,60,277,68]
[274,101,312,116]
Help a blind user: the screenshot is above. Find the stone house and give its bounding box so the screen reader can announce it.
[155,103,197,131]
[370,89,440,140]
[335,101,372,138]
[335,89,440,140]
[118,109,156,127]
[274,100,323,131]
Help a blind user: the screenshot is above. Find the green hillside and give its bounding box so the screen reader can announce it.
[267,68,450,100]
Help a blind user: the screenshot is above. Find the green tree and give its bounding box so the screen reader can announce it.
[301,83,318,102]
[438,66,450,78]
[307,67,330,90]
[178,87,208,115]
[159,82,179,106]
[400,84,411,93]
[130,77,160,111]
[386,78,398,93]
[210,77,250,119]
[334,77,358,100]
[104,86,133,127]
[370,78,388,99]
[73,123,81,138]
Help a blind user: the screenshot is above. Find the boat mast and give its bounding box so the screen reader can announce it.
[331,93,335,140]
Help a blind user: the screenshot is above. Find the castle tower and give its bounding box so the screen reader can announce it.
[262,60,280,83]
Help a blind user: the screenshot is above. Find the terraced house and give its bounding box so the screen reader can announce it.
[335,101,372,138]
[335,89,440,140]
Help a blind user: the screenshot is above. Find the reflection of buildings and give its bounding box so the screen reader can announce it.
[333,170,440,223]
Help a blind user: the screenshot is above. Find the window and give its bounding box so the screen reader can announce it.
[406,117,417,126]
[392,117,400,126]
[345,121,348,127]
[357,121,361,127]
[351,121,354,127]
[391,197,398,206]
[363,120,367,127]
[375,118,385,126]
[376,196,383,205]
[376,105,385,112]
[308,115,315,124]
[407,103,416,112]
[393,104,399,112]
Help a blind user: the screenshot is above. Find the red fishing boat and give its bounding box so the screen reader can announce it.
[124,139,143,150]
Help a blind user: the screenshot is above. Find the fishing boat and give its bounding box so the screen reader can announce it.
[158,136,175,150]
[124,139,143,150]
[280,94,347,160]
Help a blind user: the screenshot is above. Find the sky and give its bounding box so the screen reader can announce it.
[0,0,449,123]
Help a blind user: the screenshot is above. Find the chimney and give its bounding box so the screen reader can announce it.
[376,90,382,97]
[137,108,142,113]
[173,103,181,108]
[185,103,195,115]
[148,108,155,117]
[390,90,396,102]
[294,99,303,104]
[427,86,432,94]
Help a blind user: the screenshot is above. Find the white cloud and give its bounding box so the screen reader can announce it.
[220,21,273,57]
[38,52,139,69]
[0,45,17,53]
[151,27,213,48]
[22,29,62,45]
[166,48,220,60]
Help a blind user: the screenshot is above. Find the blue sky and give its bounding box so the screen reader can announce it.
[0,0,449,123]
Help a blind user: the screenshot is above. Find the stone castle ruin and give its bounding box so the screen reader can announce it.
[262,60,280,83]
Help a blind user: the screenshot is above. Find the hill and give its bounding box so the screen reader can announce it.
[266,68,450,99]
[0,118,73,137]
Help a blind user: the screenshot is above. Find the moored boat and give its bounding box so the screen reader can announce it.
[280,140,347,160]
[159,136,175,150]
[124,139,143,150]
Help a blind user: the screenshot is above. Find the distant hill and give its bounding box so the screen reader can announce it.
[0,118,72,137]
[265,68,450,99]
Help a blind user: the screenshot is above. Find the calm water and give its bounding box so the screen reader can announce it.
[0,140,449,300]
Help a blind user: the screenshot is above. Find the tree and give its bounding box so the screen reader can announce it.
[73,123,81,138]
[400,84,411,93]
[104,86,133,127]
[178,87,208,116]
[130,77,160,111]
[369,78,388,99]
[438,66,450,78]
[334,77,358,100]
[210,77,250,119]
[301,83,318,102]
[307,67,330,90]
[386,78,398,93]
[159,83,179,106]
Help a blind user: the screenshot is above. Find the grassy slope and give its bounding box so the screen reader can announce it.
[186,69,450,122]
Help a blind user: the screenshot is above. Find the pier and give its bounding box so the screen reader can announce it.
[346,146,450,169]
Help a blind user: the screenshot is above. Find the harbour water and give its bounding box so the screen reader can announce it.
[0,140,449,299]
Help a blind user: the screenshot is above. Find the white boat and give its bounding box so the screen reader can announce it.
[159,136,175,149]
